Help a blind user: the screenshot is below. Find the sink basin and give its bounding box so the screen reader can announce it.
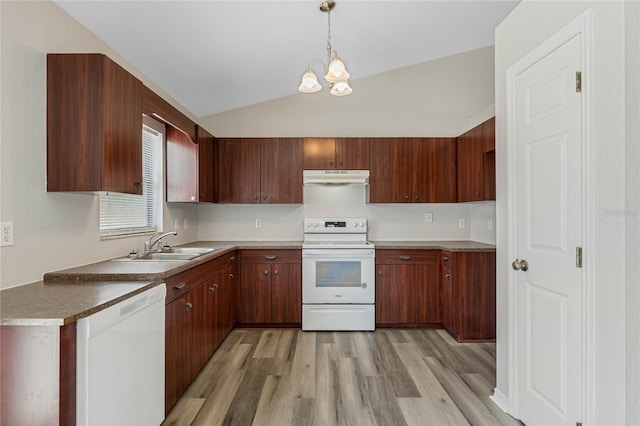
[111,247,219,262]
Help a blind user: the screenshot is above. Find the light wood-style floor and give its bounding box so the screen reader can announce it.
[163,328,520,426]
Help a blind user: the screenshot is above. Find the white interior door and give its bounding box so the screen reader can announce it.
[513,34,583,425]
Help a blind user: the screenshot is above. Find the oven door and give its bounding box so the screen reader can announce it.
[302,248,375,304]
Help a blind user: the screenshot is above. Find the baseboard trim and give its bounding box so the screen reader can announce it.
[490,388,511,414]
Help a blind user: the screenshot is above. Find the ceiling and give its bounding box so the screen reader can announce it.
[54,0,520,118]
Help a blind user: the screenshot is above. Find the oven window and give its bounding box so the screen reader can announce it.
[316,261,361,287]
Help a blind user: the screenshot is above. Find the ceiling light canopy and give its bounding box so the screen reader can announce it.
[298,1,352,97]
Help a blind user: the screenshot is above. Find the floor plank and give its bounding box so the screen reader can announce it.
[166,329,520,426]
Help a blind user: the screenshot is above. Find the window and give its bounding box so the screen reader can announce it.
[99,120,163,238]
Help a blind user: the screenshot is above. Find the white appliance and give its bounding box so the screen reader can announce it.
[302,217,375,331]
[76,284,166,426]
[303,169,369,185]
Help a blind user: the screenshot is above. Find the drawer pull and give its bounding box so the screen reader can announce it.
[274,270,279,275]
[174,283,186,290]
[185,302,193,310]
[230,256,236,263]
[263,269,269,275]
[209,284,218,293]
[400,255,411,261]
[443,256,449,262]
[265,255,278,260]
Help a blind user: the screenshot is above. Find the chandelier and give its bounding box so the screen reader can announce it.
[298,1,352,96]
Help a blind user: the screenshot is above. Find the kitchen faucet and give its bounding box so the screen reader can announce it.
[144,231,178,254]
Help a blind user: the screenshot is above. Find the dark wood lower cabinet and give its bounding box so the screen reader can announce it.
[165,251,237,414]
[239,250,302,325]
[375,250,440,326]
[0,323,76,426]
[440,250,496,341]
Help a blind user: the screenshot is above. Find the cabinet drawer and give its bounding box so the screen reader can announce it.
[206,251,237,272]
[165,265,209,304]
[241,249,301,264]
[375,250,437,265]
[441,251,453,272]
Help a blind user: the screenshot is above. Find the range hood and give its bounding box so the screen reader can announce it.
[303,170,369,185]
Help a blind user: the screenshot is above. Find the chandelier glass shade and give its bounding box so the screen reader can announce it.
[298,1,352,96]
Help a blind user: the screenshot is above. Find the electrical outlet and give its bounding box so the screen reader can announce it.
[458,219,465,229]
[424,213,433,223]
[488,219,493,230]
[184,218,189,229]
[174,219,181,230]
[1,222,14,246]
[255,219,262,228]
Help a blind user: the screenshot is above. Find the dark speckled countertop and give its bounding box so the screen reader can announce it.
[2,239,493,325]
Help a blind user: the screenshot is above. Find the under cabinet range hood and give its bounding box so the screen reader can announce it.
[303,170,369,185]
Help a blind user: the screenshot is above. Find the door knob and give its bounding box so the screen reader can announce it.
[512,259,529,271]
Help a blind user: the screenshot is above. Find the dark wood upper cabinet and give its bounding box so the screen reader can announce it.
[218,138,302,204]
[303,138,369,170]
[47,54,143,194]
[166,127,198,202]
[261,138,302,203]
[370,137,456,203]
[197,126,217,203]
[142,85,196,142]
[218,138,261,203]
[457,117,495,202]
[412,138,457,203]
[369,138,413,203]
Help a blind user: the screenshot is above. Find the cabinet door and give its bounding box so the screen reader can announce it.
[456,252,496,341]
[165,296,192,414]
[218,138,261,203]
[47,54,142,194]
[261,138,302,203]
[457,123,485,202]
[440,252,456,336]
[239,263,272,323]
[369,138,412,203]
[412,138,457,203]
[189,284,209,381]
[102,56,143,194]
[376,264,411,324]
[166,127,198,202]
[271,263,302,323]
[303,138,335,169]
[482,118,496,200]
[335,138,369,170]
[197,126,217,203]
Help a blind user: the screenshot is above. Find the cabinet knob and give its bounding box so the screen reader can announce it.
[253,195,259,201]
[263,269,269,275]
[230,256,236,263]
[445,274,451,279]
[378,270,382,276]
[134,181,142,189]
[415,195,420,200]
[330,161,334,166]
[263,195,269,200]
[477,191,482,198]
[273,270,279,275]
[228,273,234,279]
[209,284,218,293]
[404,195,410,200]
[200,193,204,198]
[442,257,449,262]
[185,302,193,310]
[265,255,277,260]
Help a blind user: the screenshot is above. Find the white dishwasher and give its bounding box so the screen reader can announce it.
[77,283,166,426]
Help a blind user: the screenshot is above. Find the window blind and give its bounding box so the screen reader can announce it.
[100,126,163,238]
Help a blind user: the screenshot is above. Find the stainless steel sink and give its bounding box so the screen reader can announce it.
[111,247,219,262]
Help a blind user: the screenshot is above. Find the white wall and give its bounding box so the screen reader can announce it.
[198,184,492,242]
[495,1,633,424]
[625,1,640,424]
[0,1,199,289]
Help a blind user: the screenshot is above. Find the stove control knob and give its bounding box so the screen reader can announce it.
[313,223,319,228]
[353,223,358,227]
[359,222,365,227]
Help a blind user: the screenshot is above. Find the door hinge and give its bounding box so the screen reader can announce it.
[576,71,582,92]
[576,247,583,268]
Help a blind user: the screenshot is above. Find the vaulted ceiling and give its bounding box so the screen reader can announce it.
[54,1,520,117]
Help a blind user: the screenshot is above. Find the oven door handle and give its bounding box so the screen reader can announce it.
[303,249,375,257]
